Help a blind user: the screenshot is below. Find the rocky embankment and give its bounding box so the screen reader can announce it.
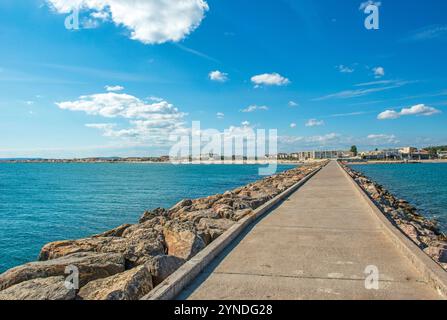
[0,162,324,300]
[341,163,447,270]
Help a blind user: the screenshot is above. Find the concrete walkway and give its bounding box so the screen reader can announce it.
[178,161,442,300]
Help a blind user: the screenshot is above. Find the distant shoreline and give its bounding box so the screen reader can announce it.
[347,159,447,165]
[0,159,309,165]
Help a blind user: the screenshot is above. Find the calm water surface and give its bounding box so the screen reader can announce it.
[0,163,294,273]
[352,163,447,233]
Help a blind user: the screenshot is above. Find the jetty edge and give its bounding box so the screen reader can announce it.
[0,162,326,300]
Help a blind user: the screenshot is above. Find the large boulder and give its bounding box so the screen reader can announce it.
[78,265,153,300]
[197,218,235,243]
[0,276,76,301]
[163,221,205,260]
[145,255,186,286]
[0,252,125,291]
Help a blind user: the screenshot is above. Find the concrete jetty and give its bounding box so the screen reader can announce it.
[177,161,444,300]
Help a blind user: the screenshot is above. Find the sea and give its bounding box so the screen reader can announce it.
[351,163,447,234]
[0,163,294,273]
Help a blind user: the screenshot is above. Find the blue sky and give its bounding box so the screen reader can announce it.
[0,0,446,158]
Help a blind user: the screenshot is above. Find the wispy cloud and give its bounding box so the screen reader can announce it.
[355,79,402,87]
[288,101,299,107]
[105,85,124,92]
[336,65,355,73]
[328,111,369,118]
[404,24,447,42]
[240,105,269,113]
[175,44,220,63]
[305,119,325,127]
[367,134,399,145]
[313,80,410,101]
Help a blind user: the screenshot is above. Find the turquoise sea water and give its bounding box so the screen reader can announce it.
[0,163,294,273]
[351,163,447,233]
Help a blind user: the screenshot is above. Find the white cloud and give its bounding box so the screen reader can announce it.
[367,134,399,145]
[209,70,228,82]
[240,105,269,113]
[305,119,325,127]
[241,121,250,127]
[290,123,297,128]
[216,112,225,119]
[288,101,299,107]
[279,133,344,149]
[359,1,381,11]
[251,73,290,87]
[148,96,164,102]
[105,85,124,92]
[24,100,35,105]
[378,104,441,120]
[337,65,354,73]
[373,66,385,78]
[47,0,209,44]
[57,91,186,145]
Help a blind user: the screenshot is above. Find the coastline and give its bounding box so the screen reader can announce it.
[348,159,447,165]
[340,162,447,271]
[0,159,308,165]
[0,162,325,300]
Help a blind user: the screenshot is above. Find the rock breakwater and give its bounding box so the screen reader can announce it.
[341,163,447,271]
[0,162,324,300]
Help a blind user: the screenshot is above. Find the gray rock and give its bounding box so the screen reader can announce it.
[0,252,125,291]
[163,220,205,260]
[78,265,153,300]
[197,218,236,243]
[145,255,186,286]
[0,276,76,301]
[39,224,166,267]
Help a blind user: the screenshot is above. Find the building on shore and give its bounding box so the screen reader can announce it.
[281,150,353,161]
[361,147,431,161]
[438,151,447,159]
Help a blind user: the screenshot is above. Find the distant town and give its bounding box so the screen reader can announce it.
[278,145,447,161]
[1,145,446,163]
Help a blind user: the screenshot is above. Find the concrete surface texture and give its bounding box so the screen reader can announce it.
[178,161,443,300]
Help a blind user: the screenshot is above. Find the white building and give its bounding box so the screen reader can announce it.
[294,150,352,161]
